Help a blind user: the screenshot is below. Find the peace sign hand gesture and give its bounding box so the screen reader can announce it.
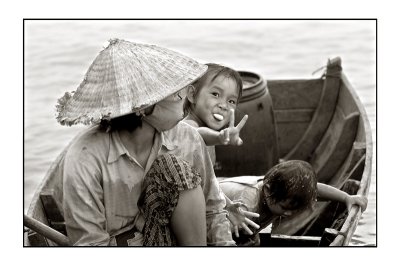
[219,109,248,146]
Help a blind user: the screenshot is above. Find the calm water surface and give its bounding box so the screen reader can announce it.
[24,20,376,246]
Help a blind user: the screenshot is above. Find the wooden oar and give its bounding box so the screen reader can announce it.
[24,214,70,246]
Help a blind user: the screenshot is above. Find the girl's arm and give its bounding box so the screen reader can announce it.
[197,126,229,146]
[197,110,249,146]
[317,183,368,212]
[182,119,229,146]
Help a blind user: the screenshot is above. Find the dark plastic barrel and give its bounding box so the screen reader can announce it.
[214,71,279,177]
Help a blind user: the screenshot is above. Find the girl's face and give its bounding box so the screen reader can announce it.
[143,88,187,132]
[265,198,296,218]
[190,75,239,130]
[262,185,299,218]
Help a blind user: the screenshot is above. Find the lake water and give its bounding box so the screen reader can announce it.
[24,20,376,246]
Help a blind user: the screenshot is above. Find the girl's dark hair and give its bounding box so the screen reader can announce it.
[99,113,142,132]
[263,160,317,211]
[183,63,243,116]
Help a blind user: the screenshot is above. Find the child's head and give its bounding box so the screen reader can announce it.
[262,160,317,217]
[183,63,243,130]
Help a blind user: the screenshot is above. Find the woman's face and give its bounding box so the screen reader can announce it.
[143,88,187,132]
[191,75,239,130]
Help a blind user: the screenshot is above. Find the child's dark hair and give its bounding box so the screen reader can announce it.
[262,160,317,212]
[183,63,243,116]
[99,113,142,132]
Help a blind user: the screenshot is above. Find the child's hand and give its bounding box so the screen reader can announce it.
[345,195,368,213]
[226,201,260,237]
[219,109,248,146]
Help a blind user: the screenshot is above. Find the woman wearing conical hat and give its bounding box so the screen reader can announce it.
[56,39,235,246]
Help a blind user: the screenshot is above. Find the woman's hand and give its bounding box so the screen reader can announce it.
[219,109,248,146]
[345,195,368,213]
[226,201,260,237]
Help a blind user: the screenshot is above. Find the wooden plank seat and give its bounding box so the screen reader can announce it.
[269,78,323,157]
[27,190,67,246]
[310,109,360,183]
[328,142,366,186]
[39,190,66,235]
[283,57,343,161]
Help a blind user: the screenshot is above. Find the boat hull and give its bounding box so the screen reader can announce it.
[25,57,372,246]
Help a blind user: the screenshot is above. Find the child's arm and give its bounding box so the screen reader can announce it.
[183,118,227,145]
[197,126,229,146]
[224,194,260,238]
[317,183,368,212]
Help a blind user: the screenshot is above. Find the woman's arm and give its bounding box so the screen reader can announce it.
[317,183,368,212]
[63,149,111,246]
[171,186,207,246]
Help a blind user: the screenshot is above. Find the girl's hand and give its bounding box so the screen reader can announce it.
[219,109,248,146]
[226,201,260,237]
[345,195,368,213]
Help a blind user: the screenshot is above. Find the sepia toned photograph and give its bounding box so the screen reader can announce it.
[23,19,376,247]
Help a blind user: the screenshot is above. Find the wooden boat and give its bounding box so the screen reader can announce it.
[24,57,372,246]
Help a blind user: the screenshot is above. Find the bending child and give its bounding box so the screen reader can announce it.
[219,160,368,246]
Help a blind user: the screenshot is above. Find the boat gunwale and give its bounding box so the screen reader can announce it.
[25,62,374,247]
[330,72,373,246]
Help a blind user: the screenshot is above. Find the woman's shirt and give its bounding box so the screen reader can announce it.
[181,119,216,166]
[62,122,234,246]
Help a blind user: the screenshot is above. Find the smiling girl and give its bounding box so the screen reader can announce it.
[182,63,260,235]
[183,63,248,165]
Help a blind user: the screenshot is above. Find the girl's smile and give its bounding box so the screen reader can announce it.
[213,113,224,121]
[191,75,239,130]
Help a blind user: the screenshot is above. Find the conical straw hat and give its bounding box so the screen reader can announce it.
[56,38,207,126]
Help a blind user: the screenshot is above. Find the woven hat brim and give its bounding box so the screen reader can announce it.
[56,39,208,126]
